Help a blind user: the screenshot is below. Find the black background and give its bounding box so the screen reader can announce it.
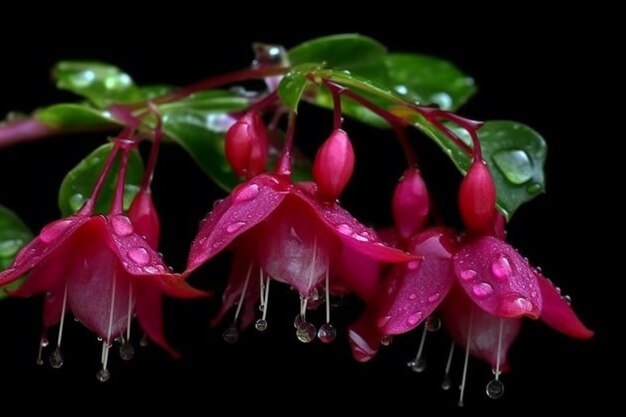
[0,7,616,417]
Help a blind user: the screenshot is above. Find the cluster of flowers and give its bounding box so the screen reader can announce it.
[0,70,591,405]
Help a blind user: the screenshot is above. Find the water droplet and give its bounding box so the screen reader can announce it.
[407,261,420,270]
[407,312,423,326]
[293,314,305,329]
[296,322,317,343]
[527,183,542,194]
[492,149,533,185]
[409,293,417,300]
[491,256,512,280]
[40,219,73,243]
[427,293,441,303]
[377,315,392,328]
[128,247,150,266]
[441,375,452,390]
[143,266,159,274]
[111,215,133,236]
[352,233,369,242]
[49,349,63,369]
[119,343,135,361]
[69,193,85,212]
[139,335,149,348]
[222,327,239,343]
[96,368,111,383]
[472,282,494,298]
[234,184,259,202]
[226,221,246,233]
[255,319,268,332]
[407,358,427,373]
[500,295,533,316]
[336,224,353,235]
[563,294,572,305]
[425,316,441,332]
[431,92,452,109]
[318,323,337,343]
[40,337,49,347]
[486,379,505,399]
[459,269,477,281]
[380,335,393,346]
[73,317,80,323]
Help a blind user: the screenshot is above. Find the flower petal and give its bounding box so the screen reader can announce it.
[128,189,160,247]
[454,236,542,319]
[135,284,180,359]
[348,309,381,362]
[292,185,415,263]
[377,228,457,335]
[336,244,381,302]
[442,285,521,370]
[537,274,593,339]
[187,174,288,271]
[0,214,89,287]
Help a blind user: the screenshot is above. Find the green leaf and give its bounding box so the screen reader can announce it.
[288,34,388,80]
[278,64,319,111]
[53,61,142,107]
[424,120,546,219]
[0,205,32,298]
[35,103,118,128]
[158,90,248,113]
[385,53,476,110]
[58,143,144,216]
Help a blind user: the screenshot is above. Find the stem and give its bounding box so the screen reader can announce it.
[391,124,417,167]
[324,80,345,130]
[111,148,130,215]
[246,90,279,115]
[275,111,297,176]
[140,103,163,192]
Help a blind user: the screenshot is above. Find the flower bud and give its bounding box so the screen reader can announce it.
[313,129,355,201]
[392,168,430,239]
[225,112,268,179]
[459,160,496,234]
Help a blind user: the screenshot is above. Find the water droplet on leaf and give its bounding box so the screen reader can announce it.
[492,149,533,185]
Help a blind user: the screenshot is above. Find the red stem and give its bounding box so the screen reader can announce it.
[276,111,297,176]
[324,80,345,130]
[111,148,130,215]
[140,103,163,192]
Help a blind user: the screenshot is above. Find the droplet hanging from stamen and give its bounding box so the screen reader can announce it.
[486,379,505,399]
[442,342,455,391]
[296,322,317,343]
[222,327,239,343]
[96,368,111,382]
[234,264,253,325]
[119,342,135,361]
[255,319,268,331]
[407,324,429,373]
[380,335,393,346]
[293,314,305,329]
[49,348,63,369]
[458,308,474,407]
[317,323,337,343]
[425,315,441,332]
[255,274,271,332]
[36,336,48,366]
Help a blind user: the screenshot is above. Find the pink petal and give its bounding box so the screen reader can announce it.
[0,214,90,287]
[187,174,288,271]
[292,185,415,263]
[42,281,66,329]
[442,285,521,370]
[348,308,381,362]
[377,228,457,335]
[537,274,593,339]
[454,236,542,319]
[135,283,180,358]
[9,251,68,298]
[336,244,381,302]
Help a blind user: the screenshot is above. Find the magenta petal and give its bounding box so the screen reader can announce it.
[442,286,521,370]
[377,228,456,335]
[336,244,381,302]
[348,309,381,362]
[187,174,288,271]
[42,282,66,329]
[128,189,160,247]
[9,252,68,298]
[135,284,180,358]
[0,214,89,287]
[537,274,593,339]
[454,236,542,319]
[292,185,414,263]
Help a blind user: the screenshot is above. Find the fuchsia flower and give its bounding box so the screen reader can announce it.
[348,161,592,404]
[187,118,414,343]
[0,139,204,381]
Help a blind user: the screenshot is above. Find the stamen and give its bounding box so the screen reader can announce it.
[255,275,270,332]
[223,263,252,343]
[458,307,474,407]
[485,319,505,399]
[317,267,336,343]
[36,335,48,366]
[96,341,111,382]
[441,342,455,390]
[258,268,265,312]
[119,282,134,361]
[49,285,68,369]
[407,325,428,373]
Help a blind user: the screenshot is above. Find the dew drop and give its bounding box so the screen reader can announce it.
[226,221,246,233]
[40,337,49,347]
[427,293,441,303]
[222,327,239,343]
[293,314,305,329]
[234,184,259,202]
[492,149,533,185]
[380,335,393,346]
[441,375,452,390]
[377,315,392,328]
[407,312,423,326]
[407,358,426,373]
[318,323,337,343]
[472,282,493,298]
[69,193,85,212]
[143,265,159,274]
[128,247,150,266]
[425,315,441,332]
[527,183,542,194]
[459,269,477,281]
[96,368,111,383]
[491,256,512,280]
[409,293,417,300]
[336,223,353,235]
[563,294,572,305]
[40,219,73,243]
[49,349,63,369]
[110,215,133,236]
[255,319,268,332]
[119,343,135,361]
[352,233,369,242]
[407,261,420,270]
[296,322,317,343]
[486,379,505,399]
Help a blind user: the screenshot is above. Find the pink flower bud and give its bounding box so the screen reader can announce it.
[392,169,430,239]
[128,190,160,248]
[459,160,496,234]
[313,129,355,201]
[225,112,268,179]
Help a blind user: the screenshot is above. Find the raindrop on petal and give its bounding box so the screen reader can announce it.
[128,247,150,266]
[472,282,494,298]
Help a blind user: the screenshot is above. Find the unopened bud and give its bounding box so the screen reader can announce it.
[225,112,268,179]
[313,129,355,201]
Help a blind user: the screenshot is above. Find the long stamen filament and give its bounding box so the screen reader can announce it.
[458,307,474,407]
